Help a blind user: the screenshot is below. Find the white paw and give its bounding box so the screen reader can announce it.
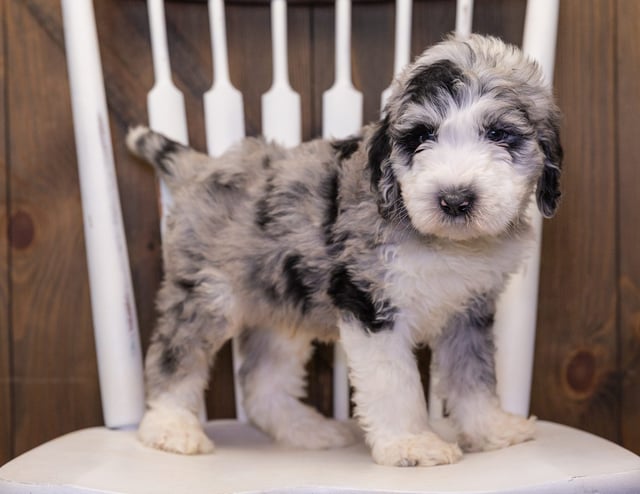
[138,406,214,455]
[371,431,463,467]
[460,412,536,452]
[276,413,358,449]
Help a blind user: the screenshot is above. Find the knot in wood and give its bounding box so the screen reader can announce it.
[9,210,35,250]
[565,348,597,397]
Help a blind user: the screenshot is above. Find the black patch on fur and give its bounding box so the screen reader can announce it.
[328,265,395,333]
[406,59,465,106]
[262,154,271,169]
[466,296,495,330]
[366,117,413,226]
[175,278,198,292]
[536,119,563,218]
[397,124,438,155]
[255,198,271,229]
[537,164,561,218]
[159,345,181,375]
[332,136,362,161]
[255,179,275,230]
[154,139,182,177]
[461,296,498,388]
[282,254,314,314]
[367,116,392,192]
[321,171,340,244]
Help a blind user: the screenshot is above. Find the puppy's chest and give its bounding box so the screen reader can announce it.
[384,238,527,337]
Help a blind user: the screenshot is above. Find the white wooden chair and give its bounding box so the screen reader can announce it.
[2,0,640,492]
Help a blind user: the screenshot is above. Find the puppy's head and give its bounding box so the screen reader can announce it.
[369,35,563,241]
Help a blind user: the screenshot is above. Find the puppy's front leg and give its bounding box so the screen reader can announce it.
[432,295,536,452]
[340,318,462,467]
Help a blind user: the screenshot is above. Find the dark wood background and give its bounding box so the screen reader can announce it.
[1,0,639,463]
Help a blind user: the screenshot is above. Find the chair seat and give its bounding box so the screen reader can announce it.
[1,420,639,494]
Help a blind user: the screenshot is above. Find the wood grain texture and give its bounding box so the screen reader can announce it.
[0,0,12,466]
[7,0,102,455]
[616,0,640,454]
[533,0,620,442]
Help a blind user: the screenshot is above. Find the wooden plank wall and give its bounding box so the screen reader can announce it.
[0,0,10,467]
[617,0,640,451]
[1,0,639,463]
[533,0,619,441]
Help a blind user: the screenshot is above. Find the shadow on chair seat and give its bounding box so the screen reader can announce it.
[1,420,639,494]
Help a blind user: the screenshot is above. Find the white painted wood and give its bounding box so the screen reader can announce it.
[455,0,474,38]
[204,0,246,157]
[261,0,301,147]
[494,0,560,417]
[322,0,363,140]
[2,421,640,493]
[381,0,412,110]
[60,0,144,429]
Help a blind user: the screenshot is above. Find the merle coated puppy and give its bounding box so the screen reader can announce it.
[127,34,562,467]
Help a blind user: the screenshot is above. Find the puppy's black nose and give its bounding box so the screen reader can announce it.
[439,190,475,217]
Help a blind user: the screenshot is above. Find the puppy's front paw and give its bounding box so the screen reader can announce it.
[138,406,214,455]
[371,431,462,467]
[460,412,536,452]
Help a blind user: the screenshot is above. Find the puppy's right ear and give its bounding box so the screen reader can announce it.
[367,116,404,221]
[367,115,392,192]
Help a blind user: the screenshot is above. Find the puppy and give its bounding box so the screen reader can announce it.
[126,34,562,467]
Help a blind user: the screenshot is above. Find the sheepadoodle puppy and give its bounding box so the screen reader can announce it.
[127,34,562,467]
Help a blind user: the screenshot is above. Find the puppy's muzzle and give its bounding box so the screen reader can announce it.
[438,188,475,217]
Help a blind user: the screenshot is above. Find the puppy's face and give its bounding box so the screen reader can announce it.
[369,35,563,241]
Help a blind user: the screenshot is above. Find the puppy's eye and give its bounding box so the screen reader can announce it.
[398,124,438,154]
[486,127,511,142]
[419,126,437,143]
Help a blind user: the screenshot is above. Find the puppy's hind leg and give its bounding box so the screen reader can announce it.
[240,327,357,449]
[138,276,236,455]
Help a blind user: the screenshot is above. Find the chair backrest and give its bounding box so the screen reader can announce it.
[61,0,559,430]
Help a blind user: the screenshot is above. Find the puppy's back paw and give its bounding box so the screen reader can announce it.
[371,431,462,467]
[285,417,359,450]
[460,412,536,452]
[138,406,214,455]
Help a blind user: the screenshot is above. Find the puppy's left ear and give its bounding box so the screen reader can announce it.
[536,115,563,218]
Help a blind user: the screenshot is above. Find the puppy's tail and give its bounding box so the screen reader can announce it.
[126,125,210,190]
